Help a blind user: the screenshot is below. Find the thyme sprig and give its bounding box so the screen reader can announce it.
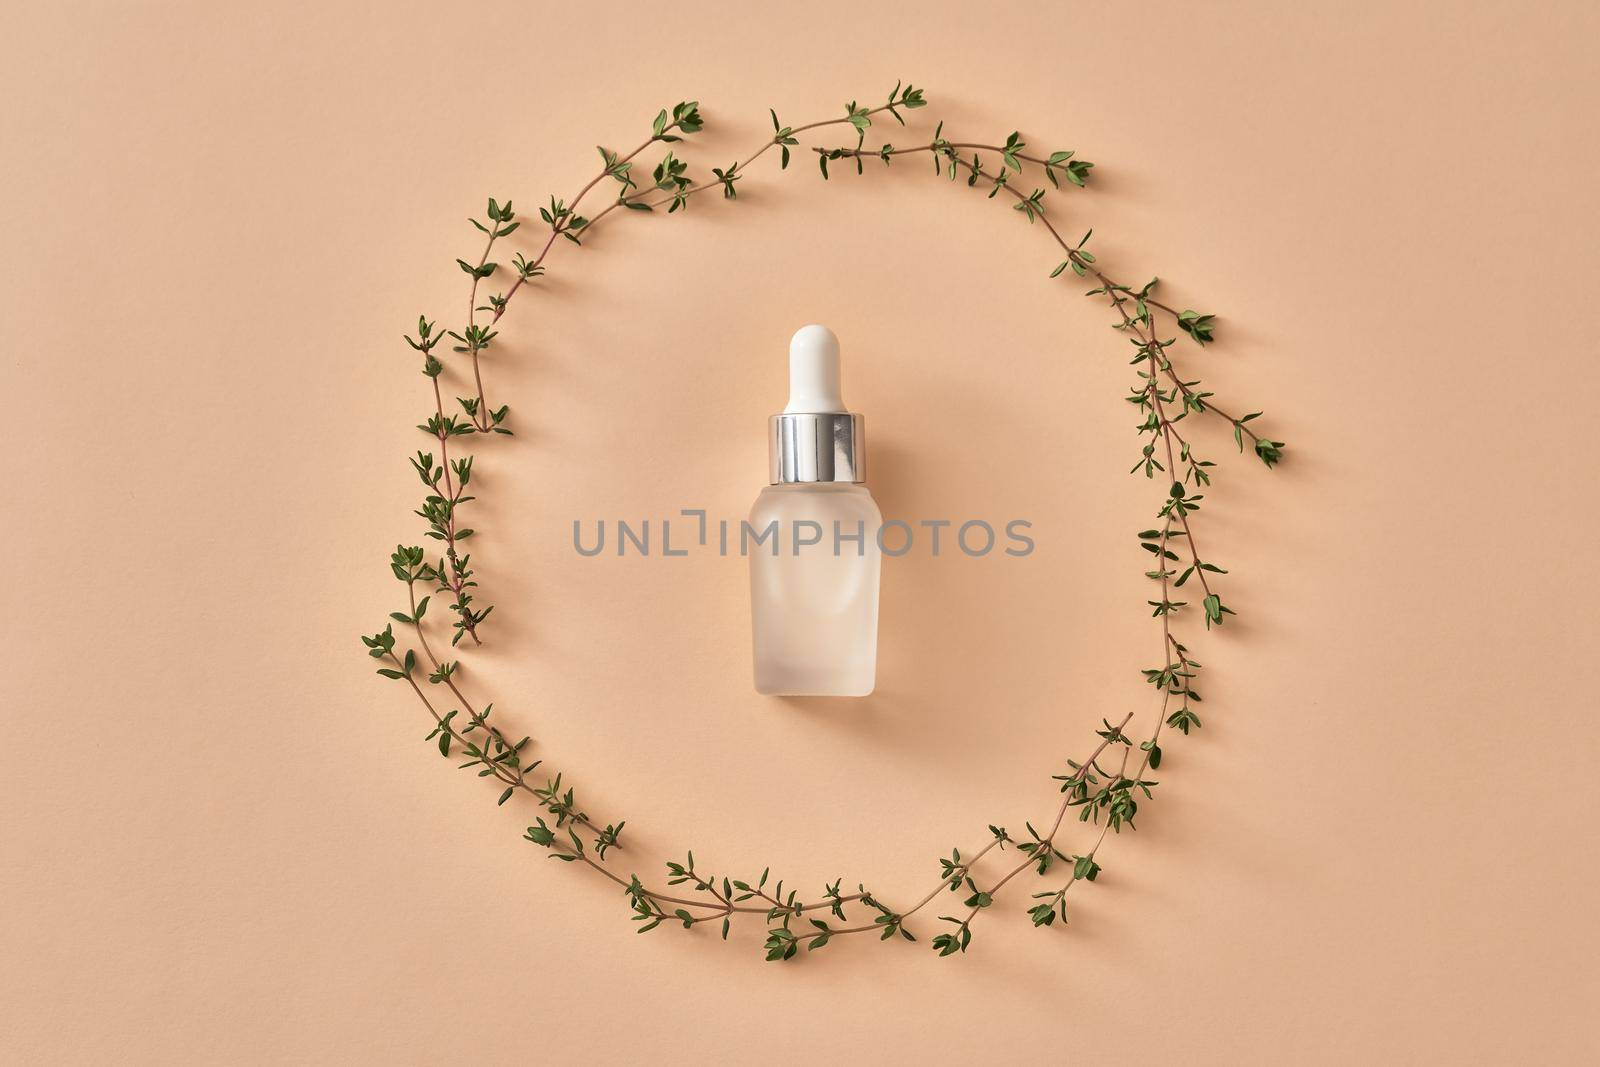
[365,84,1287,959]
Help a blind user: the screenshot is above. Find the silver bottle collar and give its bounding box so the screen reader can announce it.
[768,412,865,484]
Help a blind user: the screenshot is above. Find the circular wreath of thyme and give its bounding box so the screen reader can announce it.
[361,83,1285,961]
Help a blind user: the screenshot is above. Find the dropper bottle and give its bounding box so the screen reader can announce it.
[749,324,882,696]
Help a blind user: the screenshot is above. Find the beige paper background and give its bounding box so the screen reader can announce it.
[4,1,1598,1062]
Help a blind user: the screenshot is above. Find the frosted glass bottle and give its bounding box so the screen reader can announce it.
[750,325,881,696]
[750,483,882,695]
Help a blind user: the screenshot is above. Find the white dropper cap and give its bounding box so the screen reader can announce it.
[784,324,846,413]
[768,324,864,483]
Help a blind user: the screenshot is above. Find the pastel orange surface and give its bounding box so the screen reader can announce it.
[3,2,1596,1062]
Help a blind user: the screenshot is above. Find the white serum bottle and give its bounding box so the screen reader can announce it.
[749,325,882,696]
